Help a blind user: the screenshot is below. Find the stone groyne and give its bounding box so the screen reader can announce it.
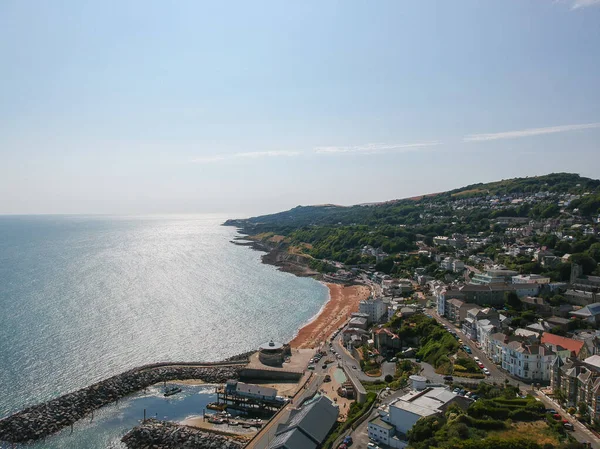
[121,419,244,449]
[0,362,244,444]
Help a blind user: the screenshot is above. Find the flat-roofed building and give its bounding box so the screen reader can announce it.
[368,387,467,448]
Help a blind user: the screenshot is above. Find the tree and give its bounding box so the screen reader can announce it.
[505,292,522,310]
[384,374,394,383]
[587,243,600,264]
[570,253,598,276]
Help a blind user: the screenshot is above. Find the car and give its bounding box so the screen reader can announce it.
[458,339,463,344]
[546,408,557,414]
[478,362,485,368]
[443,375,454,381]
[308,365,315,370]
[473,356,480,362]
[322,364,327,369]
[482,368,490,375]
[564,422,574,431]
[343,435,353,445]
[352,365,357,369]
[453,388,460,393]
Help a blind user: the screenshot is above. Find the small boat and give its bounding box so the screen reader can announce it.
[163,384,182,397]
[242,424,251,429]
[229,421,239,426]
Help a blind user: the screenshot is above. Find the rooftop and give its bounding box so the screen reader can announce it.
[391,387,458,418]
[571,303,600,318]
[541,332,585,356]
[369,416,394,431]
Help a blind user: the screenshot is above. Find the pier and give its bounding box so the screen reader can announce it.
[0,361,246,444]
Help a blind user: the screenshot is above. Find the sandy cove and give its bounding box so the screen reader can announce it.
[290,283,370,349]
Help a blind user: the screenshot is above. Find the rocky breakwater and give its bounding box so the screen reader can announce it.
[0,363,243,444]
[122,419,244,449]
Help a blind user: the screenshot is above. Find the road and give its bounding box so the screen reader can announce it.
[429,308,527,388]
[428,308,600,449]
[535,390,600,449]
[331,331,395,383]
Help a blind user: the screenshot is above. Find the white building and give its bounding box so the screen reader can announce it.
[368,387,464,448]
[501,342,555,381]
[359,297,388,324]
[512,274,551,285]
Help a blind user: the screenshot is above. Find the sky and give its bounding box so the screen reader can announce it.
[1,0,599,216]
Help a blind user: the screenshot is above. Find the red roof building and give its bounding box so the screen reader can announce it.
[541,332,585,357]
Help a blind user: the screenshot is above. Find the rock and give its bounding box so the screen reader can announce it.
[0,363,243,443]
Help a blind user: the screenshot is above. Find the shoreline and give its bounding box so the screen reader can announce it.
[230,229,372,349]
[289,283,370,349]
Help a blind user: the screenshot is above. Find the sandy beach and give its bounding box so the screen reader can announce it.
[290,283,370,349]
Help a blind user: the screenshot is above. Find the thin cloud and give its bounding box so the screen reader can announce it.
[192,150,301,164]
[464,122,600,142]
[314,141,442,154]
[568,0,600,9]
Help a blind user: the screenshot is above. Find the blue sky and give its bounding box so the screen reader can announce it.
[1,0,599,215]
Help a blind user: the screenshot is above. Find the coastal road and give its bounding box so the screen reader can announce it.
[535,391,600,449]
[331,331,395,383]
[429,308,527,389]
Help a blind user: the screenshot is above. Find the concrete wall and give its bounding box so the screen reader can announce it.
[239,368,302,382]
[342,365,367,404]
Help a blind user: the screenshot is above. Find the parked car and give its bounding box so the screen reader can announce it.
[564,422,574,431]
[482,368,490,375]
[343,435,353,445]
[478,362,485,369]
[443,375,454,381]
[473,356,480,362]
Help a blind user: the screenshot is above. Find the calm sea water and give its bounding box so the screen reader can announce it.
[0,215,329,447]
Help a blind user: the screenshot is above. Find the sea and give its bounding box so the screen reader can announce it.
[0,214,330,448]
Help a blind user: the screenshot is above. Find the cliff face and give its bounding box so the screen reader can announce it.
[231,234,319,278]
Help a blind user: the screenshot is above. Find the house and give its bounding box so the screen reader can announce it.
[368,387,467,448]
[501,342,555,381]
[551,357,600,423]
[462,307,498,341]
[512,274,551,285]
[446,298,471,322]
[519,296,552,316]
[541,333,588,359]
[348,316,368,330]
[471,265,518,285]
[359,297,388,324]
[570,303,600,325]
[267,395,339,449]
[546,316,571,332]
[564,289,597,306]
[342,328,369,346]
[373,327,402,353]
[225,381,278,402]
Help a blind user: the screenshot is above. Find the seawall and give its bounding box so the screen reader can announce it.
[0,362,246,444]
